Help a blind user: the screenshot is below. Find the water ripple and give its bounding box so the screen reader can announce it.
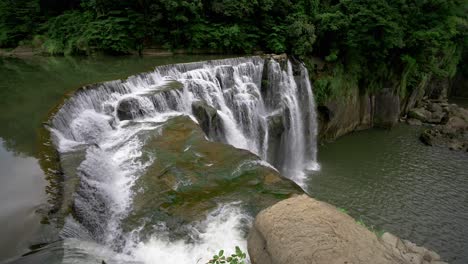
[307,124,468,264]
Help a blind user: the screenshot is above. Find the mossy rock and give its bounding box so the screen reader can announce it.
[191,101,225,142]
[122,116,302,238]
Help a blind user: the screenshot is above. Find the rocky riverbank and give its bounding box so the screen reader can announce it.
[405,98,468,151]
[248,195,447,264]
[315,74,468,152]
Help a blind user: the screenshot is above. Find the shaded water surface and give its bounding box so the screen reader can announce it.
[307,124,468,264]
[0,55,231,262]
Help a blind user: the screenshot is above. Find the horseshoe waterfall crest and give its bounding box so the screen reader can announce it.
[47,56,319,263]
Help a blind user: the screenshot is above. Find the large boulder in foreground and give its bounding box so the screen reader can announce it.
[248,195,446,264]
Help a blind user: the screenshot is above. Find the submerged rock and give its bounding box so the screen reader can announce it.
[248,195,446,264]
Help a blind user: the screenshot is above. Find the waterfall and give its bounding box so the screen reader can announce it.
[48,56,319,263]
[51,57,318,176]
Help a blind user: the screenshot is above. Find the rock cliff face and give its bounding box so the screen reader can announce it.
[374,88,401,129]
[316,89,368,142]
[317,86,400,141]
[248,195,447,264]
[316,76,457,142]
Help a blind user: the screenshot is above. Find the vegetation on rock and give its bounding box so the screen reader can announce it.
[0,0,466,103]
[122,116,302,236]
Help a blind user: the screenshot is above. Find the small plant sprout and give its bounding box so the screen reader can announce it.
[207,246,247,264]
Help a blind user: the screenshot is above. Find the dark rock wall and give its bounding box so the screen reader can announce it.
[450,71,468,98]
[317,86,376,142]
[316,75,458,142]
[374,88,400,129]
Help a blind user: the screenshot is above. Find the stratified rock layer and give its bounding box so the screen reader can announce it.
[248,195,446,264]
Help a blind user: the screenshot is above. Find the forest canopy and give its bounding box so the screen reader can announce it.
[1,0,466,102]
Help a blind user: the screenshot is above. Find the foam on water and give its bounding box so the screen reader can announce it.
[51,57,318,176]
[48,57,320,263]
[64,121,157,247]
[128,204,251,264]
[60,204,250,264]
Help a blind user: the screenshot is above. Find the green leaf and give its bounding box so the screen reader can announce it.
[235,246,242,256]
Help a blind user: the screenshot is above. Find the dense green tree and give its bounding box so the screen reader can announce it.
[312,0,466,100]
[0,0,465,102]
[0,0,40,47]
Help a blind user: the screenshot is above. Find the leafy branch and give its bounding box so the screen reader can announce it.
[207,246,247,264]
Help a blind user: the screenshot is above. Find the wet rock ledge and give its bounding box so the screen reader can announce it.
[248,195,447,264]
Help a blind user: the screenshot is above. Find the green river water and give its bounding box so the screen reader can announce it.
[0,55,466,263]
[306,125,468,263]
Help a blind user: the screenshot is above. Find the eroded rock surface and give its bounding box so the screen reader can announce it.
[248,195,446,264]
[409,98,468,151]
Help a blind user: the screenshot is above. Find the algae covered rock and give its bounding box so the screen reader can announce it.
[122,116,302,238]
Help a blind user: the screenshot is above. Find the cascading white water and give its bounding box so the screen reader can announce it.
[49,56,319,263]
